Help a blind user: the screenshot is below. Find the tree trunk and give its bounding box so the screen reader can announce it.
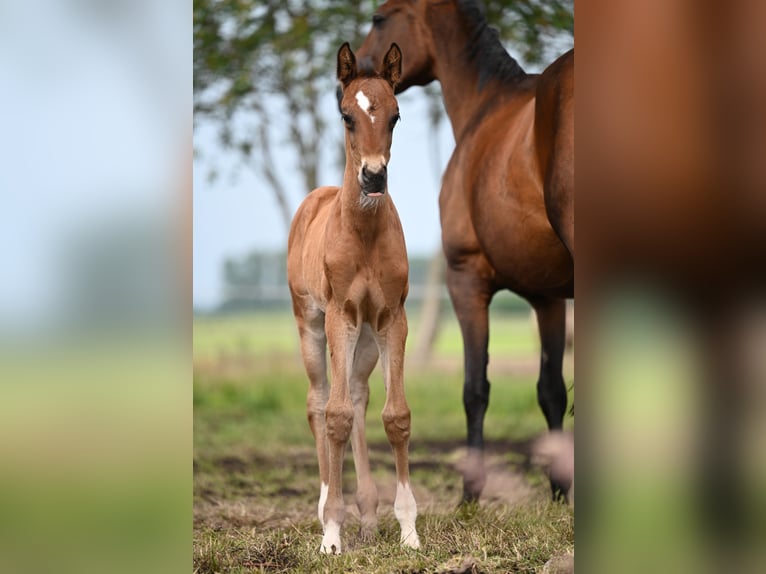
[413,249,446,365]
[255,121,293,232]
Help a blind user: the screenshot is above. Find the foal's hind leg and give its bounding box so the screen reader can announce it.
[531,297,569,499]
[349,323,380,541]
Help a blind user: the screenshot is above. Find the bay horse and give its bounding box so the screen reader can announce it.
[287,43,421,553]
[358,0,574,502]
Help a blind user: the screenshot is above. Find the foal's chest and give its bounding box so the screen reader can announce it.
[324,247,408,330]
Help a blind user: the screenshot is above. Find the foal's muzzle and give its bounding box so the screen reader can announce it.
[360,164,387,196]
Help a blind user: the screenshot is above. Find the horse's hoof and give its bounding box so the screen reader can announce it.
[458,449,487,501]
[460,490,481,505]
[456,497,481,519]
[550,479,571,504]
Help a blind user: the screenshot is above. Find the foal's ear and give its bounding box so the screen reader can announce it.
[337,42,357,88]
[382,43,402,87]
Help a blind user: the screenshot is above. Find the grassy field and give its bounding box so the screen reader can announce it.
[193,309,574,573]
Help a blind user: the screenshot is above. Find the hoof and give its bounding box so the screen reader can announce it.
[459,449,486,501]
[460,490,481,505]
[551,480,568,503]
[401,532,421,550]
[320,521,342,554]
[319,541,341,555]
[456,498,481,521]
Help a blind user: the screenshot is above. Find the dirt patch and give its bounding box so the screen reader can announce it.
[194,435,552,535]
[542,552,575,574]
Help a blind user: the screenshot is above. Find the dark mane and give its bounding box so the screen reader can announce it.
[456,0,525,89]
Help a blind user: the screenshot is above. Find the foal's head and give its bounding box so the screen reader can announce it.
[336,42,401,206]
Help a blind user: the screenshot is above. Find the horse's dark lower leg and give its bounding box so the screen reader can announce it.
[446,267,493,503]
[462,358,490,503]
[532,297,569,500]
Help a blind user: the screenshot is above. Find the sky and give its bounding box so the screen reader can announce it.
[0,1,189,330]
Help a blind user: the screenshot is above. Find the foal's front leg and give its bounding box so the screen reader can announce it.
[377,310,421,549]
[349,324,380,541]
[295,308,330,527]
[320,305,359,554]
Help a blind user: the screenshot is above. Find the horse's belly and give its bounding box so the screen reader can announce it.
[490,244,573,296]
[476,205,573,295]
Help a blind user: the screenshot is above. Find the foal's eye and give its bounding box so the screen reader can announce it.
[372,13,385,26]
[389,113,401,130]
[341,113,354,129]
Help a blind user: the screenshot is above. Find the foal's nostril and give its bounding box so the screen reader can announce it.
[362,165,386,182]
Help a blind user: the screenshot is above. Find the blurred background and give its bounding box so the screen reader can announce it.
[0,1,190,573]
[0,0,763,572]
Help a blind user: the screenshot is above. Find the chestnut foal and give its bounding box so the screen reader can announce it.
[287,43,420,554]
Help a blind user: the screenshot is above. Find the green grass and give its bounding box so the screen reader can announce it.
[194,310,574,573]
[194,310,300,361]
[193,306,540,365]
[194,369,553,454]
[194,502,573,573]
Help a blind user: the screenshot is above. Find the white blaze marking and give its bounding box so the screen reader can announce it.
[320,519,342,554]
[355,90,375,123]
[394,482,421,549]
[317,482,328,526]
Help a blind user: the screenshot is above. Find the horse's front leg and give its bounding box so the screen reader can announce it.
[446,264,494,503]
[377,310,420,549]
[320,304,359,554]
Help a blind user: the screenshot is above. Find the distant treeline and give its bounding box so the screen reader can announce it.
[213,251,529,315]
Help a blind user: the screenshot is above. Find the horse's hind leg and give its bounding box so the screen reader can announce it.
[545,132,574,259]
[446,265,494,503]
[349,323,380,541]
[531,297,569,499]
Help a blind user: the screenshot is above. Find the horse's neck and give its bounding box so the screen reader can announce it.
[431,9,526,139]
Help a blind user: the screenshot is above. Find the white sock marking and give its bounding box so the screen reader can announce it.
[317,482,328,526]
[320,519,342,554]
[355,90,375,123]
[394,481,421,549]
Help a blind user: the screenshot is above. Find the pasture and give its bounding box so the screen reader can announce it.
[193,308,574,573]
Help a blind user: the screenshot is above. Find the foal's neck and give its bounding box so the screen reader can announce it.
[339,162,389,242]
